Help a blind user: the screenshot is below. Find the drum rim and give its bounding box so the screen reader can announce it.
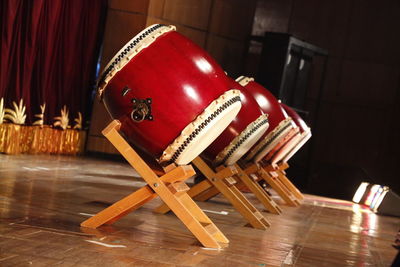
[158,89,242,165]
[214,114,269,166]
[268,126,301,163]
[246,117,294,162]
[97,24,175,98]
[281,128,312,163]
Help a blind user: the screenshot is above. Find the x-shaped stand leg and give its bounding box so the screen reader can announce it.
[233,164,282,214]
[264,162,304,201]
[177,164,282,215]
[155,157,270,229]
[81,120,227,248]
[245,163,300,207]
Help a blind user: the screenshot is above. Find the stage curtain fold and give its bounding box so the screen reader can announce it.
[0,0,107,125]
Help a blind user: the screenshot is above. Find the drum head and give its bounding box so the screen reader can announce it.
[214,114,269,166]
[281,129,312,163]
[246,118,295,163]
[264,126,299,162]
[270,131,302,165]
[159,89,242,165]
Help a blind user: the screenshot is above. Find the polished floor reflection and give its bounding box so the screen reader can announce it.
[0,154,398,266]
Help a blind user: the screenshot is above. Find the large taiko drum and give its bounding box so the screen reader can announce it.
[203,78,269,166]
[235,76,298,163]
[98,24,242,165]
[278,103,312,163]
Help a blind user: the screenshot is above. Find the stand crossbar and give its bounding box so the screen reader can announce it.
[245,163,300,207]
[81,120,228,248]
[275,162,305,200]
[155,157,270,229]
[183,164,282,214]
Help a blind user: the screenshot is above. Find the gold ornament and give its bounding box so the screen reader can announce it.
[33,103,46,126]
[53,105,69,130]
[4,99,27,124]
[73,112,82,130]
[0,98,4,124]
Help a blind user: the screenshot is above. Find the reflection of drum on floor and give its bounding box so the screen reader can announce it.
[235,76,298,164]
[97,24,242,166]
[203,77,269,166]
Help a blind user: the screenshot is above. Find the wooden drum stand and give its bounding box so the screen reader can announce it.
[81,120,228,248]
[268,162,304,201]
[155,157,279,229]
[241,161,301,206]
[186,159,303,207]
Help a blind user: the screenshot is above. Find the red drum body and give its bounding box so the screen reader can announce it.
[236,76,298,163]
[278,103,312,163]
[281,103,309,133]
[98,24,242,165]
[203,78,269,166]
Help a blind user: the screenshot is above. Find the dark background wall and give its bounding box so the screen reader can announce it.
[88,0,400,199]
[247,0,400,198]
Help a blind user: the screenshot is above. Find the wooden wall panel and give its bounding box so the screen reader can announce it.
[313,104,389,165]
[309,101,398,193]
[145,17,207,48]
[162,0,212,30]
[336,60,399,107]
[288,0,352,57]
[318,58,342,102]
[206,34,245,77]
[344,0,400,65]
[86,136,119,154]
[87,100,111,137]
[209,0,257,40]
[148,0,165,18]
[108,0,150,14]
[100,10,147,67]
[305,56,325,101]
[252,0,292,35]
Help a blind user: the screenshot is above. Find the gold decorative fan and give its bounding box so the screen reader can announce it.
[0,98,4,124]
[53,105,69,130]
[4,99,27,124]
[73,112,83,130]
[33,103,46,126]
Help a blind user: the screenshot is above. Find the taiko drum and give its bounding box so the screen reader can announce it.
[235,76,298,163]
[98,24,242,165]
[203,78,269,166]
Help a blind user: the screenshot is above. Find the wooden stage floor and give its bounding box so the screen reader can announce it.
[0,154,398,266]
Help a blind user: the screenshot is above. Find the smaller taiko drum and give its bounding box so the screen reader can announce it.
[203,78,269,166]
[98,24,242,165]
[278,103,312,163]
[235,76,298,163]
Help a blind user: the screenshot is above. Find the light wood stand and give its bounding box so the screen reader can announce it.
[155,157,270,230]
[265,162,304,201]
[245,163,300,207]
[192,161,300,207]
[232,164,282,214]
[191,163,282,215]
[81,120,228,249]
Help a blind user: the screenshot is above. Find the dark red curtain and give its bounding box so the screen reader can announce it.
[0,0,107,125]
